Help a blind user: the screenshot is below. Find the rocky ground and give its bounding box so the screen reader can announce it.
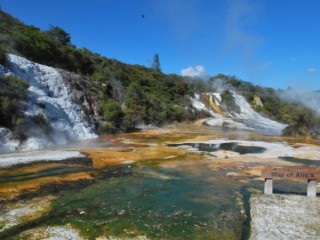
[0,196,55,233]
[250,193,320,240]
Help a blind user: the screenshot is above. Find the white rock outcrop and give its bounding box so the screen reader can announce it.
[0,55,97,152]
[191,92,287,135]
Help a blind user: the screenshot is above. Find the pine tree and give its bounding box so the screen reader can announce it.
[152,53,161,72]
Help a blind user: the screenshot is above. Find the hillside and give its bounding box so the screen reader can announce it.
[191,92,287,135]
[201,75,320,139]
[0,10,208,125]
[1,9,320,152]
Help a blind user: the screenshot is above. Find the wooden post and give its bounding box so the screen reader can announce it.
[307,180,317,197]
[264,178,273,194]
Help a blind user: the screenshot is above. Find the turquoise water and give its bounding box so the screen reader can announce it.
[45,162,248,239]
[0,131,311,239]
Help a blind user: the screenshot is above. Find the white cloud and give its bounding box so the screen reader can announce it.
[181,65,206,78]
[307,68,317,72]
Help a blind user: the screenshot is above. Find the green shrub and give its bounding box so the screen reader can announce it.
[0,44,7,66]
[220,90,241,113]
[0,75,29,98]
[13,117,28,141]
[122,104,146,130]
[0,75,28,129]
[98,121,118,134]
[282,107,320,138]
[101,99,123,128]
[31,113,51,134]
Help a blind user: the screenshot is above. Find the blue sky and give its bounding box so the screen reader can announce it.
[1,0,320,90]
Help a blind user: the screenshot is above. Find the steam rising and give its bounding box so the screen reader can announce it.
[0,54,97,152]
[280,88,320,116]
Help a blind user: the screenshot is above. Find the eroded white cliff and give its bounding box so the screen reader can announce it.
[0,55,97,152]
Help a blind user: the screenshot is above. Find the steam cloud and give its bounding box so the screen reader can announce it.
[219,0,263,72]
[280,88,320,116]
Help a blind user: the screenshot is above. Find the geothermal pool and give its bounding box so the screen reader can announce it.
[0,124,319,239]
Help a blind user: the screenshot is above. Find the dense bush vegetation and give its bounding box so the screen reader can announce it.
[209,74,320,138]
[31,113,51,135]
[0,44,7,66]
[0,9,201,133]
[0,75,28,139]
[1,9,319,138]
[220,89,241,113]
[282,106,320,138]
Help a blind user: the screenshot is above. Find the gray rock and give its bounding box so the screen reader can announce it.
[250,194,320,240]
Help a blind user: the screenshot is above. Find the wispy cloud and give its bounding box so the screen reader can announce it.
[152,0,202,39]
[307,68,317,72]
[260,60,276,68]
[181,65,206,78]
[222,0,264,61]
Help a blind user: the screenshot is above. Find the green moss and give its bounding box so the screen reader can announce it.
[35,163,246,240]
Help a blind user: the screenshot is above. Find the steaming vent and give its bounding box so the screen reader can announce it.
[192,92,287,135]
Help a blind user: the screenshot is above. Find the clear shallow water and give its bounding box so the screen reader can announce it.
[0,128,312,239]
[6,161,305,240]
[43,163,249,239]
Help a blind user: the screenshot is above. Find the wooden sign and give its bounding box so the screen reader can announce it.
[261,166,320,197]
[262,166,320,180]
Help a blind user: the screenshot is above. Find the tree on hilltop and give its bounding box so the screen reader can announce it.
[152,53,161,72]
[46,25,71,45]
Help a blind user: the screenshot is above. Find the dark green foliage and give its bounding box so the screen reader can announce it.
[29,113,52,137]
[2,8,319,139]
[0,75,28,131]
[282,107,320,138]
[120,73,196,129]
[0,10,94,74]
[0,8,200,133]
[212,74,320,138]
[220,90,241,113]
[84,50,200,130]
[187,77,215,93]
[45,25,71,45]
[100,99,124,131]
[31,113,50,128]
[12,25,62,67]
[12,117,27,141]
[122,104,146,129]
[101,100,123,122]
[0,44,7,65]
[0,19,233,132]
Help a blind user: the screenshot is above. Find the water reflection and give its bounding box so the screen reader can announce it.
[278,156,320,167]
[168,142,266,155]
